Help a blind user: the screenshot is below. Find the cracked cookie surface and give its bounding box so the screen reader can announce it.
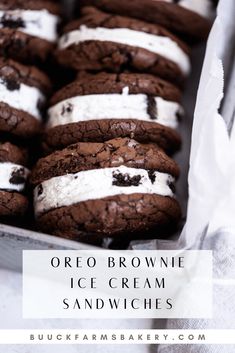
[32,137,180,185]
[43,119,181,156]
[49,72,182,105]
[0,190,28,217]
[37,193,181,238]
[0,141,28,165]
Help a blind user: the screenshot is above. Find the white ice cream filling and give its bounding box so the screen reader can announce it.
[0,79,45,120]
[0,9,59,42]
[47,87,183,129]
[158,0,215,18]
[34,166,175,216]
[0,162,29,192]
[59,25,190,75]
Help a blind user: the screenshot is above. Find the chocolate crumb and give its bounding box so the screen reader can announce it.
[37,99,45,116]
[112,172,142,187]
[2,78,20,91]
[168,181,176,193]
[61,103,73,115]
[148,170,156,184]
[9,168,25,185]
[0,15,25,29]
[147,96,157,120]
[37,184,43,196]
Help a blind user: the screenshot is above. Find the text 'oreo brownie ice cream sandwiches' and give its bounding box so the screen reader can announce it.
[0,0,60,64]
[79,0,211,43]
[31,138,181,239]
[0,141,29,217]
[56,6,191,85]
[0,58,51,139]
[43,73,183,154]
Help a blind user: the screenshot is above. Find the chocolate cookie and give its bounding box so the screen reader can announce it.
[43,72,182,154]
[56,6,190,85]
[0,140,28,164]
[0,0,60,64]
[31,138,181,239]
[79,0,211,43]
[0,141,29,217]
[0,58,51,139]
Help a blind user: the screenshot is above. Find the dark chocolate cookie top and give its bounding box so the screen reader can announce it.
[50,72,182,106]
[0,58,52,95]
[0,0,60,15]
[79,0,211,42]
[30,137,180,186]
[42,118,182,156]
[0,141,28,166]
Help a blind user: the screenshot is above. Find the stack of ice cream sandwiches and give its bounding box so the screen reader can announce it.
[29,0,214,242]
[0,0,60,222]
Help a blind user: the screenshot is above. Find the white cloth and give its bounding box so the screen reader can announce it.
[157,230,235,353]
[158,0,235,351]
